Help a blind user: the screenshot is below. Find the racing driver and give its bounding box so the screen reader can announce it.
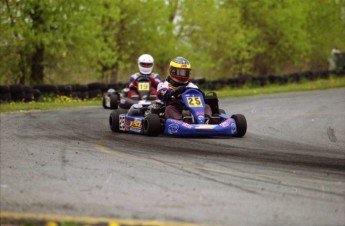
[157,56,212,120]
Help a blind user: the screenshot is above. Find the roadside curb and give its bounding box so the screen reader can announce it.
[0,212,202,226]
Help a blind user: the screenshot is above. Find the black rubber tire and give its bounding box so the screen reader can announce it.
[109,110,121,132]
[109,109,127,132]
[110,94,119,109]
[33,89,41,101]
[24,92,34,102]
[100,83,108,92]
[231,114,247,137]
[71,91,80,99]
[0,85,10,93]
[88,89,102,98]
[79,85,88,92]
[24,86,33,92]
[144,114,161,136]
[11,92,25,102]
[9,84,24,94]
[58,85,72,96]
[33,84,58,94]
[79,92,88,100]
[87,82,102,90]
[0,93,12,102]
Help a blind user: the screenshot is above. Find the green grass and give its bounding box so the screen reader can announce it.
[0,96,101,113]
[214,75,345,98]
[1,76,345,113]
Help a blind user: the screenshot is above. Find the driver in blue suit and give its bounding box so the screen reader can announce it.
[157,56,212,120]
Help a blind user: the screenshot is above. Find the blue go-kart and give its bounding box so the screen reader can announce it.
[109,88,247,137]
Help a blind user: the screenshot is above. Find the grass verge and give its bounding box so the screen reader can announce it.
[1,76,344,113]
[0,96,100,113]
[214,75,345,98]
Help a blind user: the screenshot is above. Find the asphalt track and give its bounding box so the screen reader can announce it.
[1,88,345,226]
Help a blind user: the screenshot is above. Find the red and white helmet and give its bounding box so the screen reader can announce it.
[138,54,154,75]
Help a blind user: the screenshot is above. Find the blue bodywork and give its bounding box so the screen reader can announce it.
[119,114,145,134]
[164,118,238,136]
[163,89,239,137]
[117,89,240,137]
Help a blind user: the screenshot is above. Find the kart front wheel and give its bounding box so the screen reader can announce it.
[231,114,247,137]
[109,109,127,132]
[144,114,161,136]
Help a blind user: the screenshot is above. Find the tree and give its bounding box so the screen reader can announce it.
[176,0,260,79]
[236,0,311,75]
[0,0,101,85]
[98,0,180,82]
[1,0,344,85]
[304,0,345,70]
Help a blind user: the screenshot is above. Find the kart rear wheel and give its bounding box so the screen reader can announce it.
[231,114,247,137]
[109,109,127,132]
[110,94,119,109]
[144,114,161,136]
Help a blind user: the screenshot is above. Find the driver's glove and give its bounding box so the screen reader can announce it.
[173,86,187,97]
[158,88,174,102]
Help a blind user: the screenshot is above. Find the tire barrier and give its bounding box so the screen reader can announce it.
[0,85,11,103]
[0,69,344,103]
[107,82,126,90]
[33,84,58,94]
[9,84,25,102]
[193,69,345,90]
[87,82,102,99]
[57,84,73,97]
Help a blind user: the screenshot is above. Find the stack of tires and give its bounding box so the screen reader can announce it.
[72,84,89,100]
[57,85,73,97]
[33,84,58,97]
[87,82,104,99]
[0,85,11,103]
[33,84,91,100]
[0,85,41,103]
[107,82,126,91]
[9,85,25,102]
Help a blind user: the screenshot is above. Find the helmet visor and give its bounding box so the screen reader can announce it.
[139,63,153,68]
[171,68,190,77]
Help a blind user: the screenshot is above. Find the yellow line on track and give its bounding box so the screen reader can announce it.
[0,211,201,226]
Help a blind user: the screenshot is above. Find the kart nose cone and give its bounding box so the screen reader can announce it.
[197,115,205,124]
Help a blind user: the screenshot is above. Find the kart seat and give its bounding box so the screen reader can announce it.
[182,115,220,124]
[208,116,220,124]
[183,116,194,124]
[204,92,220,115]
